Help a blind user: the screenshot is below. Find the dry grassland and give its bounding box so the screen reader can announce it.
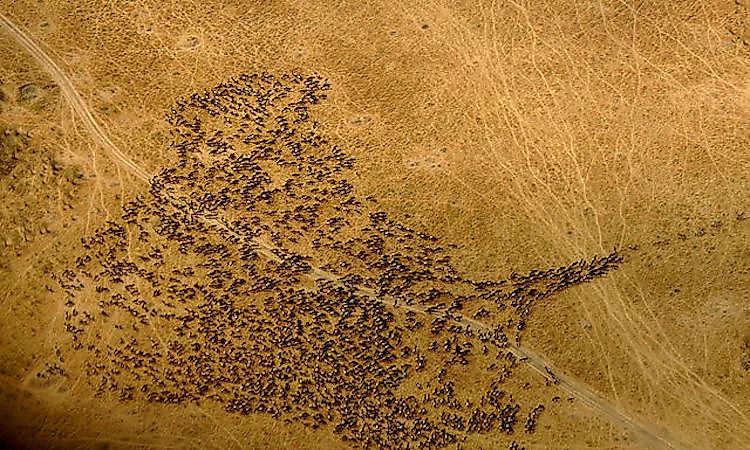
[0,1,748,449]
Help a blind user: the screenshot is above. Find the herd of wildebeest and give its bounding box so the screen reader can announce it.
[50,72,623,449]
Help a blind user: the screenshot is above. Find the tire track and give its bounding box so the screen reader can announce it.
[0,11,687,450]
[0,12,151,182]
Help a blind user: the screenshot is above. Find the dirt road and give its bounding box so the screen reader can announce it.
[0,11,688,450]
[0,12,151,182]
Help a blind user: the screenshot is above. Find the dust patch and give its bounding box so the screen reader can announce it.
[403,146,450,171]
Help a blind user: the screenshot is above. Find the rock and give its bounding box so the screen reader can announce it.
[17,83,41,103]
[180,36,201,49]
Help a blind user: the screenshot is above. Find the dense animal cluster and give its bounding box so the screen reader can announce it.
[55,72,623,449]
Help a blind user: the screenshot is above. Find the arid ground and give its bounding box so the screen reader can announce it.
[0,1,748,449]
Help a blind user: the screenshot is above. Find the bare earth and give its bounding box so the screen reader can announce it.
[0,1,748,450]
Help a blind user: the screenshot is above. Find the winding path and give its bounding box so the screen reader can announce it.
[0,11,687,450]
